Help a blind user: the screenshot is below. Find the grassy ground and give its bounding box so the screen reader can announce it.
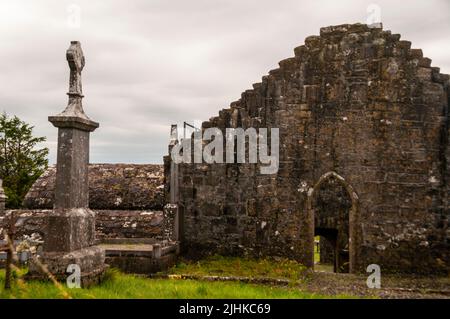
[169,255,307,281]
[3,256,446,299]
[0,268,350,299]
[165,255,450,299]
[314,237,320,263]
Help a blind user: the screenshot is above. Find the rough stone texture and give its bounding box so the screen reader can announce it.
[0,209,164,241]
[27,246,106,287]
[52,129,91,209]
[0,210,49,238]
[96,210,164,239]
[162,204,179,241]
[24,164,165,210]
[167,23,450,274]
[45,208,96,252]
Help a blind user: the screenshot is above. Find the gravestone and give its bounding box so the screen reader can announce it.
[29,41,106,286]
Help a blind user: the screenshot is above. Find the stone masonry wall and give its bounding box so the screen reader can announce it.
[0,210,164,241]
[24,164,165,210]
[172,23,450,274]
[18,164,167,245]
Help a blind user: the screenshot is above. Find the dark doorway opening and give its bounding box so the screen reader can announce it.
[312,175,351,273]
[315,228,349,272]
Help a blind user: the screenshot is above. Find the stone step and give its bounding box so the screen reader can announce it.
[98,243,154,257]
[98,237,158,245]
[99,241,179,258]
[99,241,179,274]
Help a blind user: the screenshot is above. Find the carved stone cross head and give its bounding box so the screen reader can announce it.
[67,41,85,96]
[49,40,99,131]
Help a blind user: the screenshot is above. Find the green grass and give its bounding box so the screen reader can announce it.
[168,255,307,281]
[313,237,334,272]
[314,236,320,263]
[0,268,351,299]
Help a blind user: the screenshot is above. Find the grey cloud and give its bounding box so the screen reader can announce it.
[1,0,449,164]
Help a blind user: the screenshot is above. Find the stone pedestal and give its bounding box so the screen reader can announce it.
[35,246,105,286]
[28,41,106,286]
[44,208,96,252]
[28,121,106,286]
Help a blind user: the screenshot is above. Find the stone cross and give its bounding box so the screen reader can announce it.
[67,41,85,96]
[49,41,98,207]
[51,41,97,128]
[29,41,105,287]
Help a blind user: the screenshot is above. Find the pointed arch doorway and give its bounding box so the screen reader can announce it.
[306,172,360,273]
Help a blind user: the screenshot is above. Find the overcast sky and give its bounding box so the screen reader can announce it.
[1,0,449,164]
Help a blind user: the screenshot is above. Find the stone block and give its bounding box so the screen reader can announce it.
[28,246,106,287]
[44,208,96,252]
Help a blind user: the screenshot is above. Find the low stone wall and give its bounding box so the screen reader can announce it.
[0,209,164,241]
[24,164,165,210]
[96,210,164,239]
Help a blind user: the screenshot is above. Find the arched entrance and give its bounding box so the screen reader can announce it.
[306,172,359,273]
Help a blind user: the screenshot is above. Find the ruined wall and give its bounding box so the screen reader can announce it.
[0,210,164,241]
[172,23,450,274]
[25,164,165,210]
[18,164,167,241]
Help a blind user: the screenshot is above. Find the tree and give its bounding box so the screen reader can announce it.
[0,113,49,208]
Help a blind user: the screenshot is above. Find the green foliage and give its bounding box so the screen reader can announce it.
[169,255,307,281]
[0,113,49,208]
[0,269,353,299]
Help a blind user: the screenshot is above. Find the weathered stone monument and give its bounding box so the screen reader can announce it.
[29,41,106,285]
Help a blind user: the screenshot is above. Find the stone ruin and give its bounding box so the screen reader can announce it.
[1,23,449,279]
[165,23,450,274]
